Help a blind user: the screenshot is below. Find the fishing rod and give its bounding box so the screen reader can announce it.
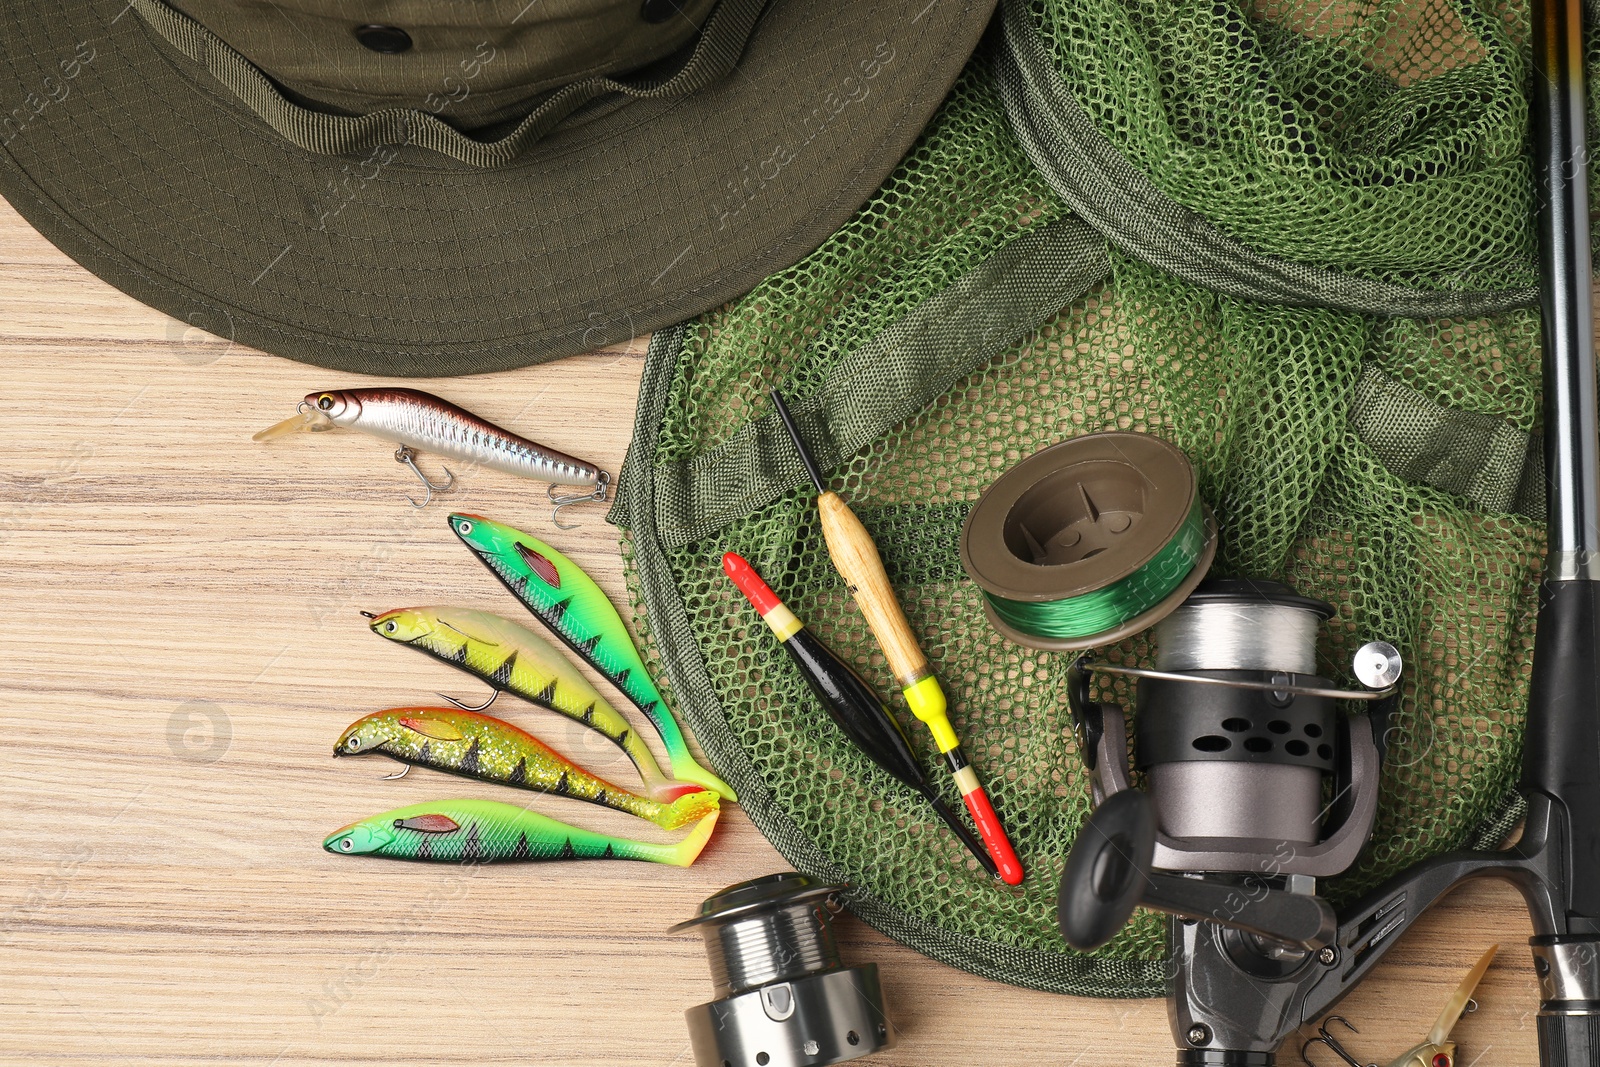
[1051,0,1600,1060]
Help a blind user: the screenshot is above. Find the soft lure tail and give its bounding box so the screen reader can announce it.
[335,707,718,830]
[323,798,719,866]
[366,606,699,803]
[448,513,735,800]
[254,388,608,521]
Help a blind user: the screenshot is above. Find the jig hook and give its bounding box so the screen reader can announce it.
[1301,1017,1376,1067]
[395,446,455,509]
[439,688,498,713]
[379,765,410,781]
[547,470,611,529]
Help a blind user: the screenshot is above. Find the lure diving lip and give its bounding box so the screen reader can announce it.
[335,707,719,830]
[323,798,719,866]
[722,552,999,879]
[447,512,735,800]
[254,387,609,520]
[364,605,702,804]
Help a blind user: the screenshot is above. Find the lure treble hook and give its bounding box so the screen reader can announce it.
[395,446,454,509]
[1301,1018,1376,1067]
[547,470,611,529]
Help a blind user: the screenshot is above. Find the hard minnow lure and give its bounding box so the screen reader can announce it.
[254,388,609,521]
[448,513,735,800]
[323,798,719,866]
[334,707,719,830]
[1302,945,1497,1067]
[365,606,697,802]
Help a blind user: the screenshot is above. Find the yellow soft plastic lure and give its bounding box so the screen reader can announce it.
[366,606,699,803]
[449,513,733,799]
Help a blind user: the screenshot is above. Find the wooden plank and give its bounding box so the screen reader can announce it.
[0,198,1537,1065]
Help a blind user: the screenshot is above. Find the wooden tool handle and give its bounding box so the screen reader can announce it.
[817,492,930,686]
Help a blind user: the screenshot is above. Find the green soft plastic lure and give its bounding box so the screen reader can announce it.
[366,606,694,803]
[323,798,719,866]
[448,513,735,800]
[335,708,719,830]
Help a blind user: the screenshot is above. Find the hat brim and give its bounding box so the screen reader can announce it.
[0,0,996,376]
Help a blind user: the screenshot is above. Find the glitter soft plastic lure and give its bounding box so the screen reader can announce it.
[448,512,735,800]
[366,605,696,802]
[334,708,719,830]
[323,798,719,866]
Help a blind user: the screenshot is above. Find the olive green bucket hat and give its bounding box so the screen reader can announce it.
[0,0,996,375]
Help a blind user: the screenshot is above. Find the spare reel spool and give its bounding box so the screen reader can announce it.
[673,873,894,1067]
[960,432,1218,650]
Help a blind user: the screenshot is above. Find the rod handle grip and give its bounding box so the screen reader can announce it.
[1539,1010,1600,1067]
[816,491,930,685]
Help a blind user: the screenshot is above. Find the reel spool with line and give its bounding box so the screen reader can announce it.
[959,432,1218,650]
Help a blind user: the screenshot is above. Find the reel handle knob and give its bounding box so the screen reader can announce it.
[1060,790,1338,952]
[1058,790,1157,951]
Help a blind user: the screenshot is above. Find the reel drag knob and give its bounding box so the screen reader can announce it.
[1058,790,1157,951]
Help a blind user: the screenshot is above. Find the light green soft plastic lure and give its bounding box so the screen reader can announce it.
[448,513,734,800]
[366,606,695,803]
[323,798,719,866]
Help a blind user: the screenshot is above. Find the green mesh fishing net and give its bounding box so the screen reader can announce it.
[609,0,1582,996]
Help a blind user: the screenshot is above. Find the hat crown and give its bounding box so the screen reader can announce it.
[170,0,720,125]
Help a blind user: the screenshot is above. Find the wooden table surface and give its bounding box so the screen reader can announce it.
[0,197,1544,1066]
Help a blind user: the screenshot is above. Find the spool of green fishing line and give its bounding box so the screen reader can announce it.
[984,500,1207,638]
[959,432,1217,651]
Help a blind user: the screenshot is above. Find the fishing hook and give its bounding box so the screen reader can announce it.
[379,764,410,781]
[548,470,611,529]
[395,446,455,509]
[1301,1017,1376,1067]
[439,688,498,712]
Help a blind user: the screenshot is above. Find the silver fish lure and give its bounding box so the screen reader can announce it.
[254,388,609,523]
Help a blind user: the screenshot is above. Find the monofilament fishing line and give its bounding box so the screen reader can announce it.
[961,432,1218,651]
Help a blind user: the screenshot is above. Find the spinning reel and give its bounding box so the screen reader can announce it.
[1059,581,1402,962]
[1055,580,1420,1063]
